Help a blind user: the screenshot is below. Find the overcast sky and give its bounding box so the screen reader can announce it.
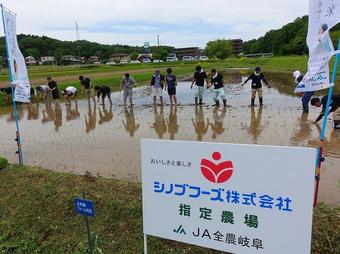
[2,0,308,47]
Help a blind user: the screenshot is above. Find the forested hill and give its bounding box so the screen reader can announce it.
[0,34,174,61]
[243,16,340,55]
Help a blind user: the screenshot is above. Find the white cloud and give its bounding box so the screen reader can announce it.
[1,0,308,46]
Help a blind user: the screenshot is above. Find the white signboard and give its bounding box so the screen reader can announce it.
[142,140,316,254]
[2,6,31,102]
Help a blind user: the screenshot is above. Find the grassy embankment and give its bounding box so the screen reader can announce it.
[0,165,338,254]
[0,56,339,106]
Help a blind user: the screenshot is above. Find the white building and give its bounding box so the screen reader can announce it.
[41,56,55,64]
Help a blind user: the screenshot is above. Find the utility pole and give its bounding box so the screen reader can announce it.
[157,34,160,65]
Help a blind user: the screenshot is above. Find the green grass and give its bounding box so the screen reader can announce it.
[0,165,338,253]
[0,56,332,81]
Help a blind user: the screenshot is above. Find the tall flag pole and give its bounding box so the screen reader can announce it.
[294,1,340,206]
[314,39,340,206]
[1,5,31,165]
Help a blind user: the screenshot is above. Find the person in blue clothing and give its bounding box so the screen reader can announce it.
[164,68,177,105]
[293,70,314,113]
[241,67,270,106]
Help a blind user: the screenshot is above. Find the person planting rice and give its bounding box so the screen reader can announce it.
[94,85,112,105]
[311,95,340,125]
[293,70,314,113]
[120,73,136,106]
[164,68,177,105]
[191,65,208,105]
[30,87,38,103]
[79,75,96,104]
[61,86,78,106]
[36,85,51,103]
[241,67,270,106]
[208,69,226,107]
[47,76,60,106]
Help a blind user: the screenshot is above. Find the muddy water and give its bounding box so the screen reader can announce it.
[0,71,339,204]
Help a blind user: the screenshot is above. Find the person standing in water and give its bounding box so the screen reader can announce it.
[191,65,208,105]
[208,69,227,107]
[120,73,136,106]
[164,68,177,105]
[150,69,165,106]
[293,70,315,113]
[241,67,270,106]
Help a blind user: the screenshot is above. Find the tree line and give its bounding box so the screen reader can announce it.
[243,15,340,55]
[0,34,174,64]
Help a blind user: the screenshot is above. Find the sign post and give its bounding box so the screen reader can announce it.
[141,139,316,254]
[1,5,26,164]
[74,192,95,254]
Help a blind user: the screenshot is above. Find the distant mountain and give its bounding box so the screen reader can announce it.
[243,16,340,55]
[0,34,174,63]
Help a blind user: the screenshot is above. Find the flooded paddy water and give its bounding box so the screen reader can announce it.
[0,70,339,204]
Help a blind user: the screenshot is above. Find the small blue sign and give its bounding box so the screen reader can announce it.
[74,198,95,217]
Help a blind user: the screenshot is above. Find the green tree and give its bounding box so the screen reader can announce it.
[54,48,64,65]
[130,51,139,60]
[25,48,40,59]
[160,49,168,61]
[205,39,232,59]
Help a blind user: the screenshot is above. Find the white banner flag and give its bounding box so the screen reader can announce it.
[1,6,30,102]
[295,0,340,93]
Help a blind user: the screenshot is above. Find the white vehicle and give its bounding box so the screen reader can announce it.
[166,56,178,62]
[93,61,101,65]
[142,58,152,63]
[120,60,128,64]
[199,56,209,61]
[182,56,195,61]
[130,60,141,64]
[153,59,163,63]
[106,61,116,65]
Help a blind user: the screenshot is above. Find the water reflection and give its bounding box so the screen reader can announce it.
[98,105,113,125]
[41,104,55,124]
[192,105,209,141]
[248,106,263,142]
[66,103,80,121]
[27,103,39,120]
[7,105,24,122]
[210,107,226,139]
[152,105,167,139]
[85,101,96,133]
[54,104,62,131]
[167,105,179,140]
[290,112,312,144]
[122,106,139,137]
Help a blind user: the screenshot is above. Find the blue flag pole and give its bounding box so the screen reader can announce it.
[313,37,340,206]
[1,5,24,165]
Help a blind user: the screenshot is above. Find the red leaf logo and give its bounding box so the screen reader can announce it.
[200,152,233,183]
